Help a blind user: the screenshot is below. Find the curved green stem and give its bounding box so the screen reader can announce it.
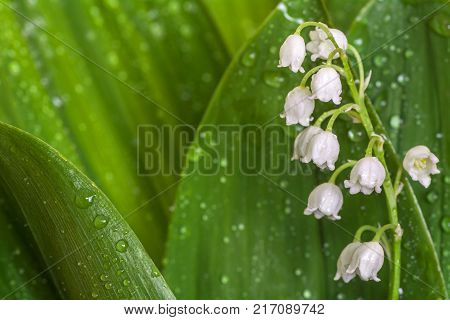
[365,135,383,156]
[329,160,356,183]
[347,44,365,98]
[326,103,357,131]
[373,224,397,241]
[326,48,345,64]
[295,22,340,49]
[300,64,344,87]
[354,225,378,242]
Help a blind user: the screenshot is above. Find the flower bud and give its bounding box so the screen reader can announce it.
[292,126,323,162]
[344,157,386,195]
[306,27,348,61]
[306,131,340,170]
[282,87,315,126]
[304,183,343,220]
[346,241,385,282]
[402,145,440,188]
[311,67,342,105]
[278,34,306,73]
[334,242,361,283]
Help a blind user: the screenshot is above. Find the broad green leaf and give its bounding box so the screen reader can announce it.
[0,0,228,267]
[0,198,57,299]
[165,0,447,299]
[0,122,174,299]
[201,0,279,53]
[347,0,450,290]
[322,0,369,30]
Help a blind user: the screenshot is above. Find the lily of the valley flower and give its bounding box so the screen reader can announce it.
[403,145,440,188]
[306,27,348,61]
[304,183,343,220]
[311,67,342,105]
[306,131,340,170]
[278,34,307,73]
[346,241,385,282]
[292,126,322,162]
[282,87,315,126]
[344,156,386,195]
[334,242,361,283]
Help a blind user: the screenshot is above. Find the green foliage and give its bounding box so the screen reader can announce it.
[0,0,448,300]
[164,0,448,299]
[0,122,174,299]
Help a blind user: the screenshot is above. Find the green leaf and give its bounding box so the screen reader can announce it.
[347,0,450,291]
[322,0,369,30]
[0,0,229,266]
[0,122,174,299]
[165,0,447,299]
[201,0,279,53]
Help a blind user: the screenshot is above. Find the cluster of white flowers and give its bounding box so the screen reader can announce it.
[278,22,441,285]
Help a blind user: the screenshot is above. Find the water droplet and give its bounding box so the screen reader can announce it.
[444,175,450,185]
[100,274,108,282]
[348,127,364,142]
[337,293,345,299]
[404,49,414,59]
[151,270,160,278]
[390,115,402,129]
[294,268,302,276]
[123,279,130,286]
[9,62,21,75]
[241,50,256,67]
[429,12,450,37]
[91,292,98,298]
[426,191,438,203]
[94,215,109,229]
[219,176,227,184]
[104,282,113,290]
[115,239,129,253]
[220,275,229,285]
[396,73,409,85]
[263,71,285,88]
[303,289,311,299]
[74,188,96,209]
[441,217,450,233]
[373,55,387,67]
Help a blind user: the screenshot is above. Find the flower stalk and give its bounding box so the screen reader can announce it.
[279,20,440,300]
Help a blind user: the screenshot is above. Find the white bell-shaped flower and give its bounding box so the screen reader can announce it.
[403,145,440,188]
[282,87,315,126]
[346,241,385,282]
[311,67,342,105]
[306,27,348,61]
[292,126,322,162]
[306,131,340,170]
[304,183,343,220]
[334,242,361,283]
[344,157,386,195]
[278,34,306,73]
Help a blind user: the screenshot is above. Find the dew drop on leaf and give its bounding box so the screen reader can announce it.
[93,215,109,229]
[241,50,257,67]
[441,217,450,233]
[347,127,364,142]
[74,188,96,209]
[263,71,285,88]
[426,191,438,203]
[429,11,450,37]
[220,275,229,285]
[389,115,402,129]
[123,279,130,286]
[115,239,129,253]
[373,55,387,67]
